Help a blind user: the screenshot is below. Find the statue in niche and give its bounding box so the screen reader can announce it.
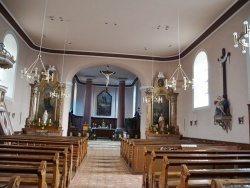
[214,95,229,115]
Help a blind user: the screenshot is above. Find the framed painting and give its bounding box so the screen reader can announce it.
[153,95,170,128]
[97,90,112,116]
[37,84,58,123]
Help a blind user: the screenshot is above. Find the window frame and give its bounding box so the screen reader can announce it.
[0,31,18,101]
[193,49,209,110]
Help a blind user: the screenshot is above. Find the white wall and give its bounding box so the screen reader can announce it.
[1,4,250,141]
[155,4,250,143]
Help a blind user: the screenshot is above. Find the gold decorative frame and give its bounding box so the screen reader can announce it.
[145,76,178,135]
[25,70,65,127]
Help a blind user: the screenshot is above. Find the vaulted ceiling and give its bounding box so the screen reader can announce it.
[1,0,247,85]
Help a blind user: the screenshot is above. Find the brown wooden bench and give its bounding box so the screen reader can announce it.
[121,138,234,174]
[0,137,76,176]
[0,135,82,171]
[0,175,21,188]
[0,161,47,188]
[210,178,250,188]
[0,143,72,186]
[0,147,67,188]
[122,139,200,173]
[172,164,250,188]
[143,148,250,188]
[0,153,59,188]
[157,156,250,188]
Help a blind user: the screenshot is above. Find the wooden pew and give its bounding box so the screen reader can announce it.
[0,135,82,171]
[123,139,199,173]
[0,175,21,188]
[0,161,47,188]
[7,175,21,188]
[0,153,59,188]
[122,138,230,174]
[143,149,250,188]
[210,178,250,188]
[0,137,76,177]
[0,147,67,188]
[157,156,250,188]
[174,164,250,188]
[0,143,72,186]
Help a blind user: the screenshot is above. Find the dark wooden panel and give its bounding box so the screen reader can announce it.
[91,117,117,129]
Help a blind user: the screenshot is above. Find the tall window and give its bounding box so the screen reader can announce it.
[0,33,18,99]
[193,51,209,108]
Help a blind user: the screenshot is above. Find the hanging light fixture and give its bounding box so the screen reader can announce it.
[233,21,250,53]
[142,40,162,104]
[165,7,193,91]
[21,0,53,82]
[50,30,70,99]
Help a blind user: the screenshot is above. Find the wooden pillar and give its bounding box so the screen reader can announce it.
[117,80,125,128]
[83,79,92,125]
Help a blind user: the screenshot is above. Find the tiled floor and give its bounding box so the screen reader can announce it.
[69,140,142,188]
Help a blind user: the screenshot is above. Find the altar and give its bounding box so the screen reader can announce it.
[91,128,115,139]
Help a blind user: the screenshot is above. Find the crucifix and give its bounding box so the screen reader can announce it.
[217,48,231,100]
[215,48,231,132]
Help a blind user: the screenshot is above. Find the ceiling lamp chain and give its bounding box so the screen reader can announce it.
[233,20,250,53]
[165,6,193,91]
[50,27,70,98]
[20,0,54,82]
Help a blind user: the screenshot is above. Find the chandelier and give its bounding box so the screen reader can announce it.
[0,43,15,69]
[165,8,193,91]
[20,0,51,82]
[142,87,162,104]
[233,21,250,53]
[50,31,70,99]
[50,83,69,98]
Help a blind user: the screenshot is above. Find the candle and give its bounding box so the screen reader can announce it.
[38,118,40,122]
[49,119,51,123]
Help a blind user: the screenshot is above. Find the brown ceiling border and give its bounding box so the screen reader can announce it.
[0,0,248,61]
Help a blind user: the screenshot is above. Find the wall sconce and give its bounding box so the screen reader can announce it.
[190,121,193,126]
[238,116,244,124]
[194,120,198,126]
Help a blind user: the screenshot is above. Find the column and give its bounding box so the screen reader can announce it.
[117,80,125,128]
[83,79,93,125]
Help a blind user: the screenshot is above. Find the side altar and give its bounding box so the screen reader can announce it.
[145,72,180,138]
[24,67,65,136]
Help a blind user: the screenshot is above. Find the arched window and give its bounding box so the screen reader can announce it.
[0,33,18,99]
[193,51,209,108]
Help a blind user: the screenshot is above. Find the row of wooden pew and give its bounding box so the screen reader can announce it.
[120,138,233,174]
[120,138,250,188]
[0,135,88,188]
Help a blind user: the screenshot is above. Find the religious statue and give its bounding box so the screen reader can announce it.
[158,113,165,131]
[214,95,229,115]
[43,110,48,125]
[100,66,115,88]
[102,119,105,127]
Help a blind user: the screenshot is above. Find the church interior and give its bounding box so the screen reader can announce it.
[0,0,250,187]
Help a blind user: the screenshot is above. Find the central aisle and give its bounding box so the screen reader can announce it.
[69,140,142,188]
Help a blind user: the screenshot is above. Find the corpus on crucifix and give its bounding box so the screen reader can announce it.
[100,65,115,88]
